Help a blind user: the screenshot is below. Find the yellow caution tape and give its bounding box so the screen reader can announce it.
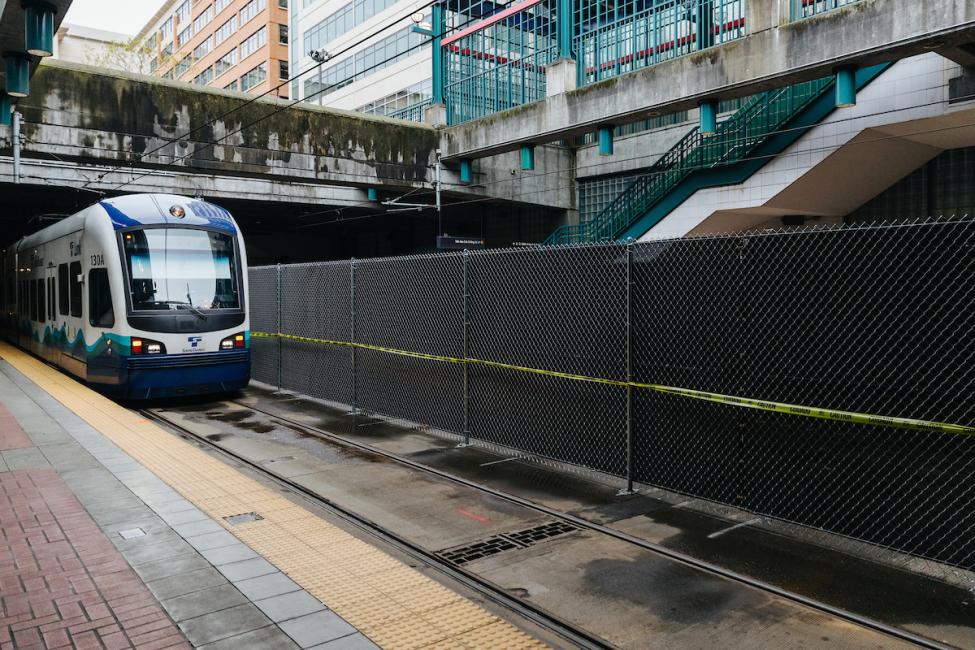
[251,331,974,436]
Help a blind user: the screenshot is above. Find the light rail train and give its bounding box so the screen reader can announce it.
[1,194,250,399]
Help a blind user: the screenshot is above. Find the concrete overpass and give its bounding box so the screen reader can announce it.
[442,0,975,160]
[1,59,574,209]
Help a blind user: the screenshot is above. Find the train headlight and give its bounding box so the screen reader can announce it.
[220,332,247,350]
[131,338,166,354]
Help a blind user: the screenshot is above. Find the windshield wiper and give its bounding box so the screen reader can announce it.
[157,300,208,321]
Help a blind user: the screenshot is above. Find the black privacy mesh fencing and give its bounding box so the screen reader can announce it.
[248,219,975,573]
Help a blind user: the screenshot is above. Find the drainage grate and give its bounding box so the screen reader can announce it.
[224,512,264,525]
[438,521,579,566]
[505,521,579,546]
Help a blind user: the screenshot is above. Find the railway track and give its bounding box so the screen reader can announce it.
[139,407,611,650]
[143,401,949,650]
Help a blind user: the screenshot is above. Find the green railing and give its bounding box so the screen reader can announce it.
[791,0,862,21]
[545,76,834,245]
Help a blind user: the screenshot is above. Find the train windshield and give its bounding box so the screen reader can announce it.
[122,228,240,311]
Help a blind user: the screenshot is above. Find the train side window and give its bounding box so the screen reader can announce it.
[48,277,55,320]
[58,264,69,315]
[69,262,82,318]
[29,280,37,322]
[37,279,45,324]
[88,269,114,328]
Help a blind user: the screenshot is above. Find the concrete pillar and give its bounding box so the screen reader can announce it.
[423,102,447,127]
[546,58,577,97]
[520,145,535,171]
[459,159,472,184]
[835,66,857,107]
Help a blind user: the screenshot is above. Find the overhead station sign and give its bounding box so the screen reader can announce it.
[437,235,485,250]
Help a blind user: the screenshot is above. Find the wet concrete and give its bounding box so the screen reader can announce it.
[159,386,975,648]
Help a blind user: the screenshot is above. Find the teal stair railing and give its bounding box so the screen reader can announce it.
[545,75,836,245]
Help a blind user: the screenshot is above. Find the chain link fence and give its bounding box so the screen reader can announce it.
[248,218,975,573]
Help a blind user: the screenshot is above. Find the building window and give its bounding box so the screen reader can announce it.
[278,0,288,7]
[306,25,423,101]
[303,0,398,56]
[224,79,239,91]
[239,25,267,59]
[88,269,114,328]
[357,79,431,117]
[149,57,159,72]
[57,264,69,315]
[193,4,214,32]
[215,0,233,13]
[215,15,237,44]
[162,42,173,57]
[178,26,193,46]
[175,55,193,77]
[176,0,191,23]
[240,62,267,91]
[193,35,214,59]
[278,24,288,45]
[240,0,267,25]
[215,49,238,76]
[160,16,173,40]
[279,60,289,80]
[195,65,214,85]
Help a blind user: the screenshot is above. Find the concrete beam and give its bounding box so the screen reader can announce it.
[0,157,373,206]
[442,0,975,160]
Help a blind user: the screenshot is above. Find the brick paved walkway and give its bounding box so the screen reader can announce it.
[0,468,188,649]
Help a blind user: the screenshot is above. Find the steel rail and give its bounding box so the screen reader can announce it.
[226,398,953,650]
[139,408,611,650]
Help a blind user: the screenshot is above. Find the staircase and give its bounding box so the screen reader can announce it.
[546,65,888,245]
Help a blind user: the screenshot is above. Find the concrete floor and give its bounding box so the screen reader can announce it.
[150,386,975,649]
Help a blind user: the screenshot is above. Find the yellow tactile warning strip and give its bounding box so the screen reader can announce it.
[0,343,547,650]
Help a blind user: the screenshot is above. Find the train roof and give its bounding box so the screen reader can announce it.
[12,194,238,252]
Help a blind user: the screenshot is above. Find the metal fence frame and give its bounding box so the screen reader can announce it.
[249,218,975,572]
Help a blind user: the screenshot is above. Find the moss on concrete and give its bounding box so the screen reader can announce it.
[28,60,439,181]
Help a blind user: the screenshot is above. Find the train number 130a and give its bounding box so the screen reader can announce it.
[90,254,105,266]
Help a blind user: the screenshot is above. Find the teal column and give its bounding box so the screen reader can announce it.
[557,0,572,59]
[24,2,56,57]
[835,66,857,107]
[459,159,472,184]
[0,94,11,127]
[699,100,717,134]
[367,187,378,201]
[431,1,445,105]
[4,53,30,98]
[520,145,535,171]
[598,126,614,156]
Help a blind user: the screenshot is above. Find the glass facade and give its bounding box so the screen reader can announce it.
[303,25,424,102]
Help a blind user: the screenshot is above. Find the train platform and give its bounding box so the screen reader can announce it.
[0,342,547,650]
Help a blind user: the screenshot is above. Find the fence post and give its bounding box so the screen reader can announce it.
[621,240,636,495]
[461,249,471,447]
[350,258,358,415]
[276,262,282,392]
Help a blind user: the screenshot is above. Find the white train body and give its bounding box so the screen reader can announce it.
[2,194,251,399]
